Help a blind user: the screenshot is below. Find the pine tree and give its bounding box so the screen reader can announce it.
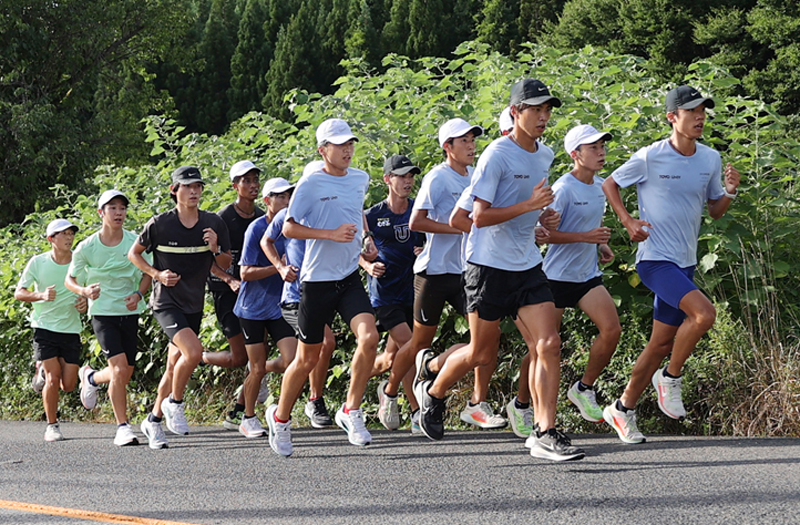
[382,0,411,56]
[476,0,520,55]
[228,0,270,121]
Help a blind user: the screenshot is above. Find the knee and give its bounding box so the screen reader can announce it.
[601,322,622,345]
[693,305,716,332]
[359,329,380,354]
[536,334,562,359]
[297,352,320,372]
[470,350,495,369]
[250,361,267,377]
[110,365,131,385]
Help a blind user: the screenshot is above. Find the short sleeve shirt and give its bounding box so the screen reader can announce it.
[454,187,474,272]
[286,165,370,283]
[207,203,264,292]
[412,162,472,275]
[137,209,231,313]
[610,139,724,267]
[18,252,82,333]
[233,216,283,321]
[365,199,422,307]
[543,173,606,283]
[265,208,304,306]
[466,136,554,271]
[69,229,150,316]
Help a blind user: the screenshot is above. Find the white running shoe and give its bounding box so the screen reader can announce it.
[410,410,423,437]
[603,403,646,444]
[32,361,46,394]
[335,404,372,446]
[460,402,507,429]
[377,380,400,430]
[239,415,267,438]
[79,365,99,410]
[652,367,687,419]
[506,399,534,438]
[567,381,604,422]
[140,418,169,449]
[114,423,139,447]
[266,404,292,457]
[44,423,64,442]
[160,398,190,435]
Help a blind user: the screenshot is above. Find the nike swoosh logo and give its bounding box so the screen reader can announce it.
[242,328,249,339]
[166,323,178,329]
[420,310,428,323]
[298,327,307,339]
[691,91,699,96]
[537,87,546,92]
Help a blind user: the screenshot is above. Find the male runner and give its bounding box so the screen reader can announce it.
[203,160,266,430]
[234,177,297,438]
[128,166,231,449]
[67,190,152,446]
[265,118,379,456]
[416,79,586,461]
[15,219,87,441]
[602,86,740,443]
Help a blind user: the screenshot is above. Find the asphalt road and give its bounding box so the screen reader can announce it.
[1,420,798,524]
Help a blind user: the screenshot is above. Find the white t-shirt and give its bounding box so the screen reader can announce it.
[286,163,370,282]
[412,162,473,275]
[610,139,725,267]
[466,136,554,271]
[543,172,606,283]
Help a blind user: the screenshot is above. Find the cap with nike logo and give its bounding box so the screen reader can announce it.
[665,85,715,112]
[509,79,562,108]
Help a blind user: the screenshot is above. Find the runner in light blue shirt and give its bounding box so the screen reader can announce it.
[602,85,741,444]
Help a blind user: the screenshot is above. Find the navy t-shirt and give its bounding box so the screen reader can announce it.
[365,199,422,307]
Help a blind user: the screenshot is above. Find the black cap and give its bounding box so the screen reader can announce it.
[509,79,562,108]
[666,86,715,112]
[383,155,421,176]
[171,166,205,186]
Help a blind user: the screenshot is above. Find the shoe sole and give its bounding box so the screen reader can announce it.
[567,388,603,423]
[651,372,686,419]
[529,445,585,461]
[459,412,507,429]
[334,410,371,447]
[114,437,140,447]
[602,407,645,444]
[239,427,267,439]
[222,420,239,431]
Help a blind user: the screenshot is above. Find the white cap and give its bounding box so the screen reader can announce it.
[498,107,513,134]
[46,219,78,237]
[262,177,294,198]
[97,189,129,209]
[230,160,261,181]
[316,119,358,146]
[564,124,612,154]
[438,118,484,148]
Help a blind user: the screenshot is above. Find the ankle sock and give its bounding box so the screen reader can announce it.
[233,403,245,414]
[87,371,98,387]
[663,367,681,379]
[577,380,592,392]
[616,399,633,413]
[148,413,162,423]
[514,398,530,410]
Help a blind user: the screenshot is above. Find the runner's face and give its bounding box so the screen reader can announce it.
[173,181,203,207]
[100,198,128,228]
[513,103,552,140]
[445,132,477,167]
[574,140,607,172]
[233,171,260,201]
[669,105,706,140]
[320,140,355,173]
[266,191,291,214]
[49,229,76,251]
[385,172,415,199]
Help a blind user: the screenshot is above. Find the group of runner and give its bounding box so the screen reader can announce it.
[15,80,740,462]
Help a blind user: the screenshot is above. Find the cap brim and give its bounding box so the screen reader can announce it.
[99,194,129,208]
[677,97,715,110]
[173,178,206,185]
[324,135,358,145]
[519,95,562,108]
[48,225,78,236]
[390,166,421,176]
[230,167,262,180]
[579,132,613,146]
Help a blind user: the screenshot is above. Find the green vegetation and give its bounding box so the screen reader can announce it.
[2,43,798,436]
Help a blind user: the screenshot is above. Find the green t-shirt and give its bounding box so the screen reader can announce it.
[17,252,83,334]
[69,229,150,317]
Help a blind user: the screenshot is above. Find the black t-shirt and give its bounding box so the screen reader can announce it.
[138,209,231,313]
[207,203,264,292]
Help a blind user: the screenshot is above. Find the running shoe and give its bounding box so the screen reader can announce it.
[567,381,603,422]
[410,410,423,436]
[335,404,372,446]
[266,404,292,457]
[524,423,541,449]
[239,415,267,438]
[414,348,437,386]
[506,398,534,438]
[223,410,242,431]
[529,428,585,461]
[603,402,646,444]
[78,365,99,410]
[304,397,333,428]
[460,401,507,429]
[415,379,445,441]
[257,375,270,404]
[377,380,400,430]
[140,418,168,449]
[160,397,190,435]
[44,423,64,442]
[114,423,139,447]
[31,361,45,394]
[652,367,687,419]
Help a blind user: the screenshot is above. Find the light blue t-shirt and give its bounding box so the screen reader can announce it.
[466,136,554,271]
[265,207,304,306]
[412,162,473,275]
[610,139,725,267]
[286,163,370,282]
[455,187,474,272]
[543,172,606,283]
[233,216,283,321]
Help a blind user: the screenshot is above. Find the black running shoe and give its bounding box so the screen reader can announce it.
[304,397,333,428]
[415,379,445,441]
[414,348,437,386]
[529,428,585,461]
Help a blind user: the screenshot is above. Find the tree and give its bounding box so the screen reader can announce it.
[228,0,271,121]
